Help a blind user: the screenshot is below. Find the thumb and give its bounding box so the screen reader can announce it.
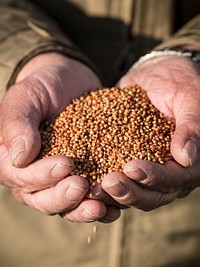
[171,82,200,167]
[0,81,46,167]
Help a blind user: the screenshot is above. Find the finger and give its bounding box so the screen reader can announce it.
[61,199,107,222]
[0,145,75,192]
[177,186,195,198]
[17,156,75,192]
[171,79,200,167]
[99,206,121,223]
[88,183,128,209]
[123,159,182,192]
[0,80,49,167]
[123,159,200,192]
[17,176,89,215]
[102,172,179,211]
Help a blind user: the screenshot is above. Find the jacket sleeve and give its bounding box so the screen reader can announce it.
[155,14,200,51]
[0,0,99,97]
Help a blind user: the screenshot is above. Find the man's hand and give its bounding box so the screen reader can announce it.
[0,53,120,222]
[101,55,200,211]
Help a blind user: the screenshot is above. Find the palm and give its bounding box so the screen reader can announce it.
[118,56,200,120]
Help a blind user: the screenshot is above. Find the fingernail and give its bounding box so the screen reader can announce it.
[82,208,105,220]
[124,168,147,181]
[51,162,74,179]
[11,137,25,166]
[82,208,96,219]
[104,181,129,197]
[183,139,197,166]
[66,183,87,201]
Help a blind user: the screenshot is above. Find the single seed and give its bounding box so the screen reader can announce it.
[87,235,92,244]
[93,225,98,233]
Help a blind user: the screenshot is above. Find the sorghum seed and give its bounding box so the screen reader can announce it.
[93,225,98,233]
[87,235,92,244]
[39,85,175,187]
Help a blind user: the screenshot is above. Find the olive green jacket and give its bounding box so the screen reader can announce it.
[1,0,200,90]
[0,1,200,267]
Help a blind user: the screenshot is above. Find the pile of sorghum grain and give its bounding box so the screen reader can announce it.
[39,85,175,187]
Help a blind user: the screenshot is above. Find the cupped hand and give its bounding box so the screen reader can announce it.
[101,55,200,211]
[0,52,120,222]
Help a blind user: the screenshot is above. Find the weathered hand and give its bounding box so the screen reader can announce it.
[101,55,200,211]
[0,53,120,222]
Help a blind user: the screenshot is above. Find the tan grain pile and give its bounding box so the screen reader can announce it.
[39,85,175,187]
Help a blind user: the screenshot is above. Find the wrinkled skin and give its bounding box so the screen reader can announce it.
[100,56,200,211]
[0,53,120,223]
[1,52,200,223]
